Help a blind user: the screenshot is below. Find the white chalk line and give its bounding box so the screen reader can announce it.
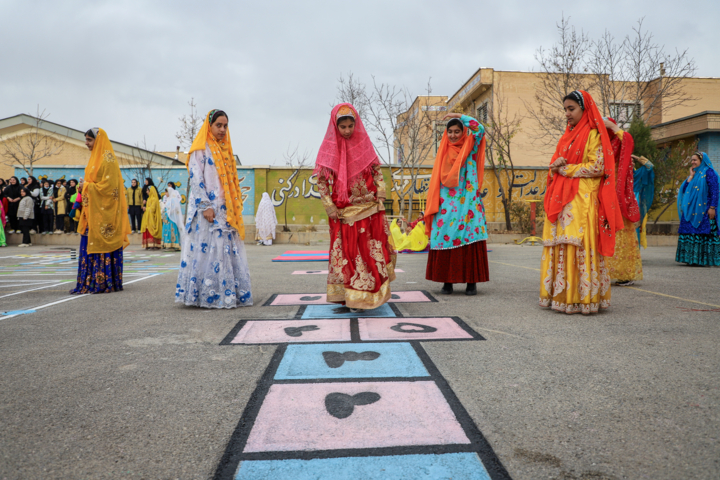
[0,273,162,321]
[0,282,73,299]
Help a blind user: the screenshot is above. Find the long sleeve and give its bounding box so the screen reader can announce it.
[707,169,719,209]
[559,130,605,178]
[372,165,386,198]
[189,150,212,212]
[459,115,485,156]
[30,187,40,199]
[317,173,337,217]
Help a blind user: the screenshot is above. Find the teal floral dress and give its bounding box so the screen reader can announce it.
[430,115,488,250]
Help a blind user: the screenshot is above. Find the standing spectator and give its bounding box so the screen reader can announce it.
[65,179,77,233]
[126,178,143,233]
[4,176,21,233]
[25,176,42,233]
[40,179,55,234]
[20,178,27,187]
[17,187,34,247]
[0,200,7,247]
[52,180,67,234]
[0,179,7,218]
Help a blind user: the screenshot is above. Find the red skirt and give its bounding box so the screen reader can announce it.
[142,230,161,249]
[426,240,489,283]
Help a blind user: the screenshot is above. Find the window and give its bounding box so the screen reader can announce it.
[476,103,488,124]
[609,102,640,126]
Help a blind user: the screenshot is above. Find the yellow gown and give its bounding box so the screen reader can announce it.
[605,131,643,282]
[539,129,612,314]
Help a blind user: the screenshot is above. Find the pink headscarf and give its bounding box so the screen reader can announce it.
[314,103,378,203]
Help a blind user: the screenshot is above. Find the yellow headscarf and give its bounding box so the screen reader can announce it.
[78,128,131,253]
[140,186,162,239]
[188,110,245,239]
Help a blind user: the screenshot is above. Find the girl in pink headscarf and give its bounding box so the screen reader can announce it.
[315,103,396,311]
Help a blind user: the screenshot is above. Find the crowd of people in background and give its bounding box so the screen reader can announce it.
[0,173,185,251]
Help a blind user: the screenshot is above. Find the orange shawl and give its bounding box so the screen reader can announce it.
[425,122,486,236]
[544,90,623,257]
[188,110,245,239]
[78,129,131,253]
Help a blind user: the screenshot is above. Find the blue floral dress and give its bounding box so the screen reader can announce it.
[175,146,253,308]
[430,115,488,250]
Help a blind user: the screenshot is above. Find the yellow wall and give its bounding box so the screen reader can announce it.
[661,78,720,123]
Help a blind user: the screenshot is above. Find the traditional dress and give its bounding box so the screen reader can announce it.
[676,152,720,266]
[634,159,655,248]
[141,186,162,249]
[425,115,490,286]
[70,128,130,294]
[161,187,182,250]
[540,91,623,314]
[0,202,7,247]
[175,110,253,308]
[316,103,396,310]
[605,123,643,283]
[255,192,277,246]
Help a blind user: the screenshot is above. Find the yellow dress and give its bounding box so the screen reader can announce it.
[539,129,612,314]
[605,131,643,282]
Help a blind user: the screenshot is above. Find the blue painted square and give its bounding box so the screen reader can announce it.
[235,452,491,479]
[274,343,429,380]
[301,303,395,319]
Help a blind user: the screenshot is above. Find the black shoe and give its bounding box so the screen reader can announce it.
[465,283,477,296]
[440,283,453,294]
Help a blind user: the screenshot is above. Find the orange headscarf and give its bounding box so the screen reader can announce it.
[544,90,623,257]
[188,110,245,239]
[425,120,486,236]
[78,128,131,253]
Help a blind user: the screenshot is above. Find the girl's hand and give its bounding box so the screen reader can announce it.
[328,210,339,221]
[709,208,716,220]
[202,208,215,223]
[603,118,619,133]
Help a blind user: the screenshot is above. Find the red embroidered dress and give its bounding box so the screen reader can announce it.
[317,167,396,309]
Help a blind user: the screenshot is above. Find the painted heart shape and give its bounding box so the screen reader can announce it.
[391,294,401,300]
[322,351,381,368]
[284,325,320,337]
[325,392,381,419]
[389,322,438,333]
[300,295,322,301]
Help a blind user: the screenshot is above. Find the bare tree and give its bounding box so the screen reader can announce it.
[590,18,697,123]
[650,139,696,224]
[175,98,202,150]
[333,72,369,120]
[484,86,524,230]
[524,14,593,148]
[125,137,173,195]
[0,107,68,177]
[279,143,312,232]
[363,76,406,165]
[390,80,438,221]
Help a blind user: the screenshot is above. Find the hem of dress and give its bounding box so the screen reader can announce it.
[174,298,253,309]
[539,297,610,315]
[430,237,488,251]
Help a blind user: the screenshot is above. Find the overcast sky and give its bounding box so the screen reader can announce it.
[1,0,717,165]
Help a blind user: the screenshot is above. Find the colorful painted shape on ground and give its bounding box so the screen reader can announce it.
[265,290,436,306]
[216,294,510,479]
[292,269,404,275]
[301,303,397,319]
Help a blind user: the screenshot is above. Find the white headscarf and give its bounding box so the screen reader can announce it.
[162,186,184,238]
[255,192,277,240]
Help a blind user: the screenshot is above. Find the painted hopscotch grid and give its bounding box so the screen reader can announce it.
[213,342,510,479]
[263,290,437,306]
[220,316,484,346]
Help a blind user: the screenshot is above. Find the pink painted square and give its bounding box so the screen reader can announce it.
[358,318,473,341]
[270,294,330,306]
[390,291,432,302]
[230,320,351,344]
[244,381,470,452]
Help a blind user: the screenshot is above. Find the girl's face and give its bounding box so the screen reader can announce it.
[20,189,26,197]
[563,99,584,127]
[20,178,26,185]
[85,135,95,151]
[337,118,355,139]
[691,155,702,169]
[447,125,464,143]
[144,179,149,186]
[69,180,76,187]
[55,182,62,189]
[9,178,17,185]
[131,180,138,187]
[210,116,228,140]
[43,182,50,188]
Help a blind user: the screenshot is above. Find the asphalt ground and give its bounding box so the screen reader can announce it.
[0,243,718,479]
